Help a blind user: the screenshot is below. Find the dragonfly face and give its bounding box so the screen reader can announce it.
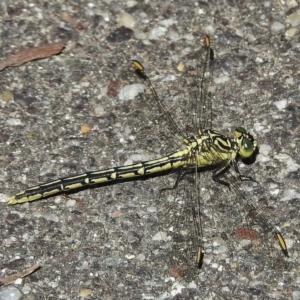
[234,127,258,159]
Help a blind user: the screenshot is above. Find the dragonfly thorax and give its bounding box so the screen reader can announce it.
[184,127,257,168]
[184,129,239,168]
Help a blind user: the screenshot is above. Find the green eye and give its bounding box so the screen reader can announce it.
[240,137,254,158]
[236,127,247,134]
[234,127,247,139]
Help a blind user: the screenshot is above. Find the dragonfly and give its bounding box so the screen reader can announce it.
[7,36,288,276]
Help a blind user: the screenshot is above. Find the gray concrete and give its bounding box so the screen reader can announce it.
[0,1,299,299]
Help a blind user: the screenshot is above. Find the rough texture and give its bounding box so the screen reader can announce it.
[0,1,299,300]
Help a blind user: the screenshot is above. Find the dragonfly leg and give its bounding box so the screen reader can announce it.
[233,161,258,183]
[159,169,189,193]
[212,162,231,188]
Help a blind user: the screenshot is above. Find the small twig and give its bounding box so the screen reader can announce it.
[0,41,66,71]
[0,263,41,286]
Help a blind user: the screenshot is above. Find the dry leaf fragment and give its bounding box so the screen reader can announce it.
[0,263,41,286]
[0,41,66,71]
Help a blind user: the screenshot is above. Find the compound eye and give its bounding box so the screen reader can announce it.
[240,137,254,158]
[236,127,247,134]
[234,127,247,139]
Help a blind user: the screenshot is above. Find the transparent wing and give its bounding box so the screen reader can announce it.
[197,144,289,270]
[153,167,209,280]
[182,35,214,131]
[220,170,289,270]
[115,36,214,157]
[153,154,288,280]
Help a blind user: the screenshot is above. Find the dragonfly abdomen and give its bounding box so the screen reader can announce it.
[8,149,191,205]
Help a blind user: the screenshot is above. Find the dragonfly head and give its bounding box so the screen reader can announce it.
[234,127,258,158]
